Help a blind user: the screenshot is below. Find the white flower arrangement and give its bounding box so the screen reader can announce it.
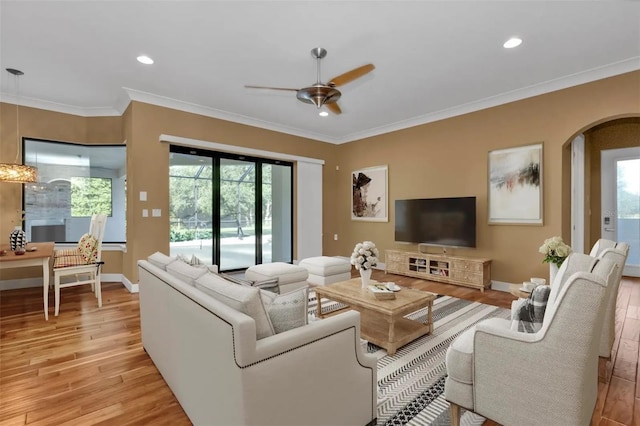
[350,241,379,271]
[539,236,572,267]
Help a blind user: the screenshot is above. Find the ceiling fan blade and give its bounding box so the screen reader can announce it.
[329,64,375,87]
[326,102,342,115]
[244,85,299,92]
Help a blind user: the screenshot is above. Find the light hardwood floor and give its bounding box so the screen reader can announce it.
[0,271,638,425]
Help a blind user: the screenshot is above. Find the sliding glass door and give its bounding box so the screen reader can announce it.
[169,151,214,264]
[219,158,256,270]
[169,146,292,272]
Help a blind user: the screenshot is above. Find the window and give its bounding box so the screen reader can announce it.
[23,139,126,243]
[71,177,113,217]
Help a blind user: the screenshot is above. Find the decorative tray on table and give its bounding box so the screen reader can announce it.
[367,284,396,300]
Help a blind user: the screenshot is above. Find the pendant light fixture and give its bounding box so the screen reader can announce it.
[0,68,37,183]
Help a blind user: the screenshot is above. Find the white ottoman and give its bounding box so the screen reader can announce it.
[245,262,309,294]
[298,256,352,286]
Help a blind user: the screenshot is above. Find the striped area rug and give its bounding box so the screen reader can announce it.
[308,292,511,426]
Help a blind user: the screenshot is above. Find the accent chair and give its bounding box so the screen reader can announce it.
[444,253,618,426]
[589,238,629,382]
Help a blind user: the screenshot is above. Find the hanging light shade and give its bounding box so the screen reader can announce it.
[1,68,37,184]
[0,163,37,183]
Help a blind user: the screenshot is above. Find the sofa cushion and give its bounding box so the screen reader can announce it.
[195,273,275,339]
[148,252,176,270]
[166,259,209,285]
[261,287,309,333]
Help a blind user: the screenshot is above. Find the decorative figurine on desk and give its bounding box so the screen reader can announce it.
[10,226,27,252]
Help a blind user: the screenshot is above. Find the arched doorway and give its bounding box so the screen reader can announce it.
[565,116,640,276]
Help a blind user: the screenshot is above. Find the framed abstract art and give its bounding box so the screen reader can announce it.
[488,143,543,225]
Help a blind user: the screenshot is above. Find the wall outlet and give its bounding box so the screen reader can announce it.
[142,209,149,217]
[334,234,338,241]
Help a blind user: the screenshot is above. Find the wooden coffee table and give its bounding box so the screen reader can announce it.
[314,278,437,355]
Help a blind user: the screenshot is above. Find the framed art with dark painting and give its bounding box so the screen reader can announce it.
[352,165,388,222]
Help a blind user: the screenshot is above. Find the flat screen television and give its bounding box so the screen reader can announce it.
[395,197,476,248]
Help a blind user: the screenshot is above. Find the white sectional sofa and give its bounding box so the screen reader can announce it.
[138,259,378,426]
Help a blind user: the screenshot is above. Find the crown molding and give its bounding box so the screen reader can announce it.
[0,94,121,117]
[122,88,338,143]
[1,57,637,144]
[335,56,640,144]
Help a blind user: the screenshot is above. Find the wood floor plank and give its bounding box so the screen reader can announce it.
[613,339,640,382]
[1,275,638,426]
[603,376,636,425]
[623,318,640,342]
[635,398,640,426]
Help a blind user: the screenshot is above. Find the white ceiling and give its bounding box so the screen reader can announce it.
[1,1,639,144]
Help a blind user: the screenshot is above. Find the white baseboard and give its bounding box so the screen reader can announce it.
[0,277,43,290]
[1,273,138,293]
[491,280,514,292]
[121,274,139,293]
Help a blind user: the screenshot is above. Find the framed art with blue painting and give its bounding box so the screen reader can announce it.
[488,143,543,225]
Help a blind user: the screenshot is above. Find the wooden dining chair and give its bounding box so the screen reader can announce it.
[52,214,107,316]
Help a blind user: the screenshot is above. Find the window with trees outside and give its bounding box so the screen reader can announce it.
[23,139,126,243]
[169,146,292,272]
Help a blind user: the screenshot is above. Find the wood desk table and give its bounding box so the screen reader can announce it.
[315,278,437,355]
[0,242,54,320]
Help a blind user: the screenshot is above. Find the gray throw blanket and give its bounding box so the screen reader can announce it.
[514,285,551,333]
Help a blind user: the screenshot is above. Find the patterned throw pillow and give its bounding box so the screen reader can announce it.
[261,287,309,334]
[512,285,551,333]
[77,233,98,263]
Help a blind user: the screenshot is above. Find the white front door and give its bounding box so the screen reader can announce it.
[601,147,640,277]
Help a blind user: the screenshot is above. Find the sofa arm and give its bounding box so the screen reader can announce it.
[235,310,376,369]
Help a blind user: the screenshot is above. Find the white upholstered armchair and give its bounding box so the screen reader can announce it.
[589,239,629,382]
[444,253,618,426]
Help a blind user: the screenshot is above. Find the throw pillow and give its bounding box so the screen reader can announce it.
[195,273,275,339]
[512,285,551,333]
[148,252,176,270]
[166,259,209,286]
[175,253,219,273]
[219,272,280,293]
[261,287,309,334]
[77,233,98,263]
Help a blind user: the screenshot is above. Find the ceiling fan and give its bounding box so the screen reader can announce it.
[245,47,374,115]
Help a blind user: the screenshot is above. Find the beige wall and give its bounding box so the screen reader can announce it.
[123,102,336,280]
[329,71,640,283]
[1,70,639,285]
[585,118,640,249]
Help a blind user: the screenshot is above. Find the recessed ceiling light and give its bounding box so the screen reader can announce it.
[319,111,329,117]
[503,37,522,49]
[137,55,154,65]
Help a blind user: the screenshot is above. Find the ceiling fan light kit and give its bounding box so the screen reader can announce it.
[0,68,38,184]
[245,47,374,114]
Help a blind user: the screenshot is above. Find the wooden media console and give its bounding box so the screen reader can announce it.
[385,250,492,292]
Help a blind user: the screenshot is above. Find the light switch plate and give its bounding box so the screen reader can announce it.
[152,209,161,217]
[140,191,147,201]
[142,209,149,217]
